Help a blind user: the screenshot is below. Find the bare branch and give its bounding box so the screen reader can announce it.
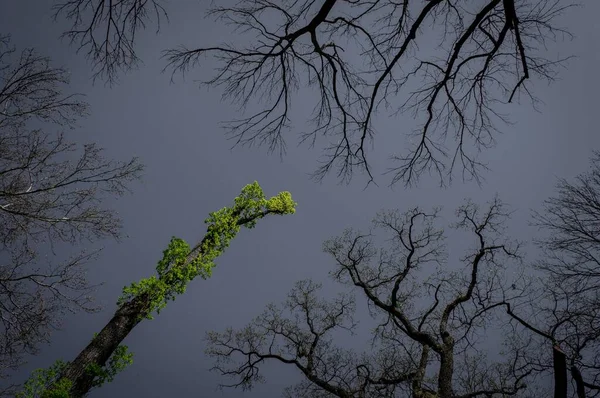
[511,150,600,398]
[165,0,575,187]
[52,0,168,84]
[0,36,143,379]
[0,248,101,377]
[0,35,87,128]
[208,197,530,398]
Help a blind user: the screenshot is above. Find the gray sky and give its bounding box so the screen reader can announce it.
[1,1,599,397]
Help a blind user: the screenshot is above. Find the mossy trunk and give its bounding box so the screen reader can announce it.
[437,348,454,398]
[59,293,150,397]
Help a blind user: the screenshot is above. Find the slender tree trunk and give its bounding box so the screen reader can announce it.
[571,365,586,398]
[438,348,454,398]
[553,344,567,398]
[412,346,430,398]
[59,293,151,397]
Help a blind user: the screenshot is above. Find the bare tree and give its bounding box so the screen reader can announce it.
[0,34,143,380]
[495,152,600,398]
[52,0,168,84]
[205,153,600,398]
[532,151,600,311]
[53,0,577,187]
[486,278,600,398]
[206,197,543,397]
[163,0,575,187]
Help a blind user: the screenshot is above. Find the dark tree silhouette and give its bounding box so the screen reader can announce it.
[533,151,600,312]
[0,34,143,382]
[495,152,600,398]
[205,197,544,398]
[54,0,576,187]
[493,262,600,398]
[52,0,168,84]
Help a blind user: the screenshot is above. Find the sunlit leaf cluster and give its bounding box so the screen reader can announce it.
[118,181,296,319]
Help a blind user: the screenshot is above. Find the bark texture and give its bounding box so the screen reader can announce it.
[59,293,150,397]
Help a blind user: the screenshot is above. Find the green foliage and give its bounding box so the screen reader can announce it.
[18,346,133,397]
[117,181,296,319]
[265,191,296,215]
[86,345,134,388]
[16,360,72,398]
[20,182,295,397]
[118,275,166,319]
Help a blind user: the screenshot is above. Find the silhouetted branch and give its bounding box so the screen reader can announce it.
[0,35,143,379]
[165,0,575,187]
[53,0,168,84]
[207,197,530,397]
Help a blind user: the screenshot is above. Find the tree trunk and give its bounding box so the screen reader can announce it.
[553,344,567,398]
[571,365,586,398]
[438,348,454,398]
[38,185,296,397]
[59,293,150,397]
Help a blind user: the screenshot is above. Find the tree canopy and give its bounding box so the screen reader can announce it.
[0,34,143,384]
[200,154,600,398]
[54,0,576,187]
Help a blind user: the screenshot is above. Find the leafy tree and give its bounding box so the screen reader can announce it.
[0,34,143,384]
[21,181,296,397]
[15,359,71,398]
[54,0,576,186]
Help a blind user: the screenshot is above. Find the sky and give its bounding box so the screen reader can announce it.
[1,1,599,397]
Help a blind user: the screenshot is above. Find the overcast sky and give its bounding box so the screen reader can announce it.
[1,1,599,397]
